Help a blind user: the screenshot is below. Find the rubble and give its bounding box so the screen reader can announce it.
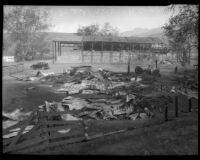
[62,97,90,110]
[3,65,180,142]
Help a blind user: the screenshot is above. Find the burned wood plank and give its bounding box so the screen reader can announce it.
[49,130,84,141]
[21,124,82,140]
[39,120,81,126]
[15,140,47,154]
[44,124,82,133]
[17,136,85,154]
[46,136,86,150]
[5,112,35,153]
[3,136,45,153]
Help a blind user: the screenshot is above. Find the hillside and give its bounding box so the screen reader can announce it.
[120,27,168,44]
[121,27,164,37]
[120,28,149,37]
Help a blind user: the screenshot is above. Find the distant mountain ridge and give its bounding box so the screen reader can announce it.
[120,27,168,44]
[120,28,149,37]
[120,27,164,37]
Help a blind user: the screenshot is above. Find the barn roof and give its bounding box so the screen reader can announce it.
[41,32,164,44]
[70,35,163,44]
[45,32,82,42]
[83,35,126,43]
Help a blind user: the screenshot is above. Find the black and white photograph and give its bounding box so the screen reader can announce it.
[2,5,198,155]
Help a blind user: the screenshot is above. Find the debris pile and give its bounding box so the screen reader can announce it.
[30,62,49,70]
[2,91,174,139]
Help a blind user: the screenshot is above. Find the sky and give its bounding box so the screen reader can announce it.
[4,6,173,33]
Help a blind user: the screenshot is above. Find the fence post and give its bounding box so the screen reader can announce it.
[165,106,168,121]
[175,95,178,117]
[127,58,130,75]
[189,98,192,112]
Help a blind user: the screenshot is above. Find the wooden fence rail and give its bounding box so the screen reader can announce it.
[3,63,24,75]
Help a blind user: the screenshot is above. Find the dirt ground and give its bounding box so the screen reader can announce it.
[2,60,198,155]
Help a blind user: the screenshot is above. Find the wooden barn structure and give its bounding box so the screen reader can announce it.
[51,34,168,64]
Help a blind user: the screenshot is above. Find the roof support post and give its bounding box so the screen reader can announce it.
[52,41,55,64]
[91,42,94,64]
[59,42,61,56]
[55,41,57,61]
[119,43,123,63]
[57,41,59,56]
[81,38,84,63]
[110,43,113,64]
[101,42,103,64]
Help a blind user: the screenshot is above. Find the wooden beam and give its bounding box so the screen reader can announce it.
[91,42,93,64]
[59,42,61,56]
[58,42,60,56]
[57,41,59,56]
[110,43,113,64]
[101,42,103,63]
[55,41,57,61]
[119,43,123,63]
[81,38,84,63]
[60,42,62,56]
[52,41,54,64]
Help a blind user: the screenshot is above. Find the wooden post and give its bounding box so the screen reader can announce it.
[58,42,59,56]
[175,95,178,117]
[52,41,54,64]
[110,43,113,64]
[57,42,59,56]
[101,42,103,63]
[119,43,122,63]
[155,59,157,69]
[82,40,84,63]
[55,41,57,61]
[57,41,59,57]
[58,41,59,56]
[91,42,93,64]
[127,58,130,75]
[59,42,61,56]
[60,42,62,56]
[57,42,60,56]
[165,106,168,121]
[189,98,192,112]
